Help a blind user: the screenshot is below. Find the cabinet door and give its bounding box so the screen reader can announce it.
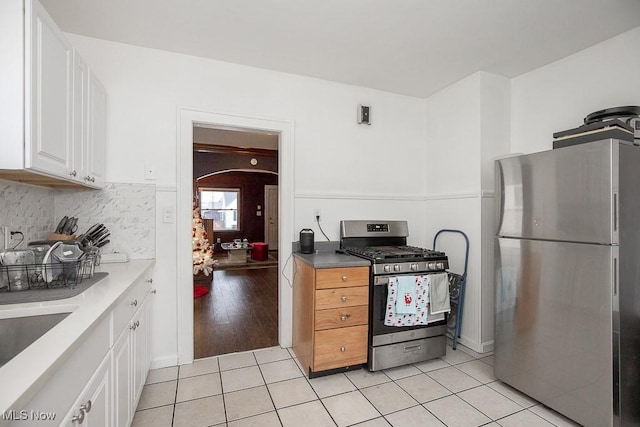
[61,353,111,426]
[28,0,74,178]
[71,49,88,183]
[131,299,149,406]
[112,328,132,427]
[85,72,107,188]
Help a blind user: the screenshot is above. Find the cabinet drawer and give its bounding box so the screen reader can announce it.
[315,286,368,310]
[313,325,368,371]
[314,305,368,331]
[112,275,151,342]
[315,267,369,289]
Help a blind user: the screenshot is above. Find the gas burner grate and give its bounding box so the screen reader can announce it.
[344,245,446,261]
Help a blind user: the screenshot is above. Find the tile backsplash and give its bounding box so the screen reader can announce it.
[0,179,155,259]
[0,179,55,249]
[55,183,155,259]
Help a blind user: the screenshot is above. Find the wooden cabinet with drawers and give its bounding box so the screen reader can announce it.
[292,258,369,376]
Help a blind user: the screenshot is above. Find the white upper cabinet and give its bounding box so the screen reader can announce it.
[28,0,74,178]
[86,72,107,187]
[72,49,88,184]
[0,0,106,188]
[73,49,106,188]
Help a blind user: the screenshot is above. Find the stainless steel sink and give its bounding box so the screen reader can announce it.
[0,311,71,367]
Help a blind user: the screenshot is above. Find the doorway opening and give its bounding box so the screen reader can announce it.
[178,109,294,366]
[192,126,279,358]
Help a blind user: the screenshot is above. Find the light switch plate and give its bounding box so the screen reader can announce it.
[162,206,174,223]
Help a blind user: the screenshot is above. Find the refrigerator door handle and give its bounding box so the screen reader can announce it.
[495,161,505,233]
[613,192,618,232]
[612,251,620,423]
[613,256,618,297]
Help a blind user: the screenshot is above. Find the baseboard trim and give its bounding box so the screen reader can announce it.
[150,356,179,370]
[480,340,495,353]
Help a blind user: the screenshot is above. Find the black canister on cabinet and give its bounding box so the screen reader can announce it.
[299,229,314,254]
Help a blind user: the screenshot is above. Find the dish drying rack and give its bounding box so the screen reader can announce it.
[0,253,100,292]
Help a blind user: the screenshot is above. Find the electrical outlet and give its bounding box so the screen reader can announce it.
[314,209,321,222]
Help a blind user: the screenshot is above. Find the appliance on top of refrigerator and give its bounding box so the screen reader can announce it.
[494,138,640,427]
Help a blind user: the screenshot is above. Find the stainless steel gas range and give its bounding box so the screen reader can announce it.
[340,220,449,371]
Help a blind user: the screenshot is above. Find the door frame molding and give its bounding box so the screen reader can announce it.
[177,108,294,364]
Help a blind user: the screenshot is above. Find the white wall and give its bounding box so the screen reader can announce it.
[424,71,510,353]
[68,34,430,366]
[67,24,640,364]
[511,26,640,154]
[425,74,482,196]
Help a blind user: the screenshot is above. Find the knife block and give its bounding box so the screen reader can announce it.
[49,233,76,241]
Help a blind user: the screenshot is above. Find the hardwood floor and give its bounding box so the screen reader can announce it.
[193,266,279,359]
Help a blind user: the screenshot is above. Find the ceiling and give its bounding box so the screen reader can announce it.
[41,0,640,98]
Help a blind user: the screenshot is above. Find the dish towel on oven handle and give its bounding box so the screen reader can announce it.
[385,275,430,326]
[428,272,451,315]
[395,275,417,314]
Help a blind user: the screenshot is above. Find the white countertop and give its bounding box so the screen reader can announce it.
[0,259,155,418]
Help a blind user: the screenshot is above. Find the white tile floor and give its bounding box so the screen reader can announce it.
[133,344,581,427]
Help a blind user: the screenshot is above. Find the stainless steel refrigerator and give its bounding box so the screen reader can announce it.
[494,138,640,427]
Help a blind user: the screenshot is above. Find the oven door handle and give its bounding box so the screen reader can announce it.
[374,277,390,286]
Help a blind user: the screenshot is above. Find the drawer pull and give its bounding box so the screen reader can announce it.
[146,278,153,283]
[340,296,347,302]
[404,344,422,352]
[340,346,346,352]
[340,314,350,321]
[80,400,92,413]
[71,411,85,424]
[341,275,348,281]
[131,299,138,307]
[130,320,140,330]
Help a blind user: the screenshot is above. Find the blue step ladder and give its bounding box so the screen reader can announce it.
[433,229,469,350]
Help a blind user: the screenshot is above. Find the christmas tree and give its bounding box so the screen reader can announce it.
[193,205,215,276]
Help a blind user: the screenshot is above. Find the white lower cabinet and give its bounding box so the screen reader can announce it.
[12,267,154,427]
[131,298,151,405]
[112,281,153,427]
[61,353,111,426]
[11,316,110,427]
[112,326,132,427]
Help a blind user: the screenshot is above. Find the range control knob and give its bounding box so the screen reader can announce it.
[428,262,436,270]
[436,262,445,270]
[410,263,418,271]
[393,264,401,272]
[384,265,391,272]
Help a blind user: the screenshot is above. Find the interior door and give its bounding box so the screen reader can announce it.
[264,185,278,250]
